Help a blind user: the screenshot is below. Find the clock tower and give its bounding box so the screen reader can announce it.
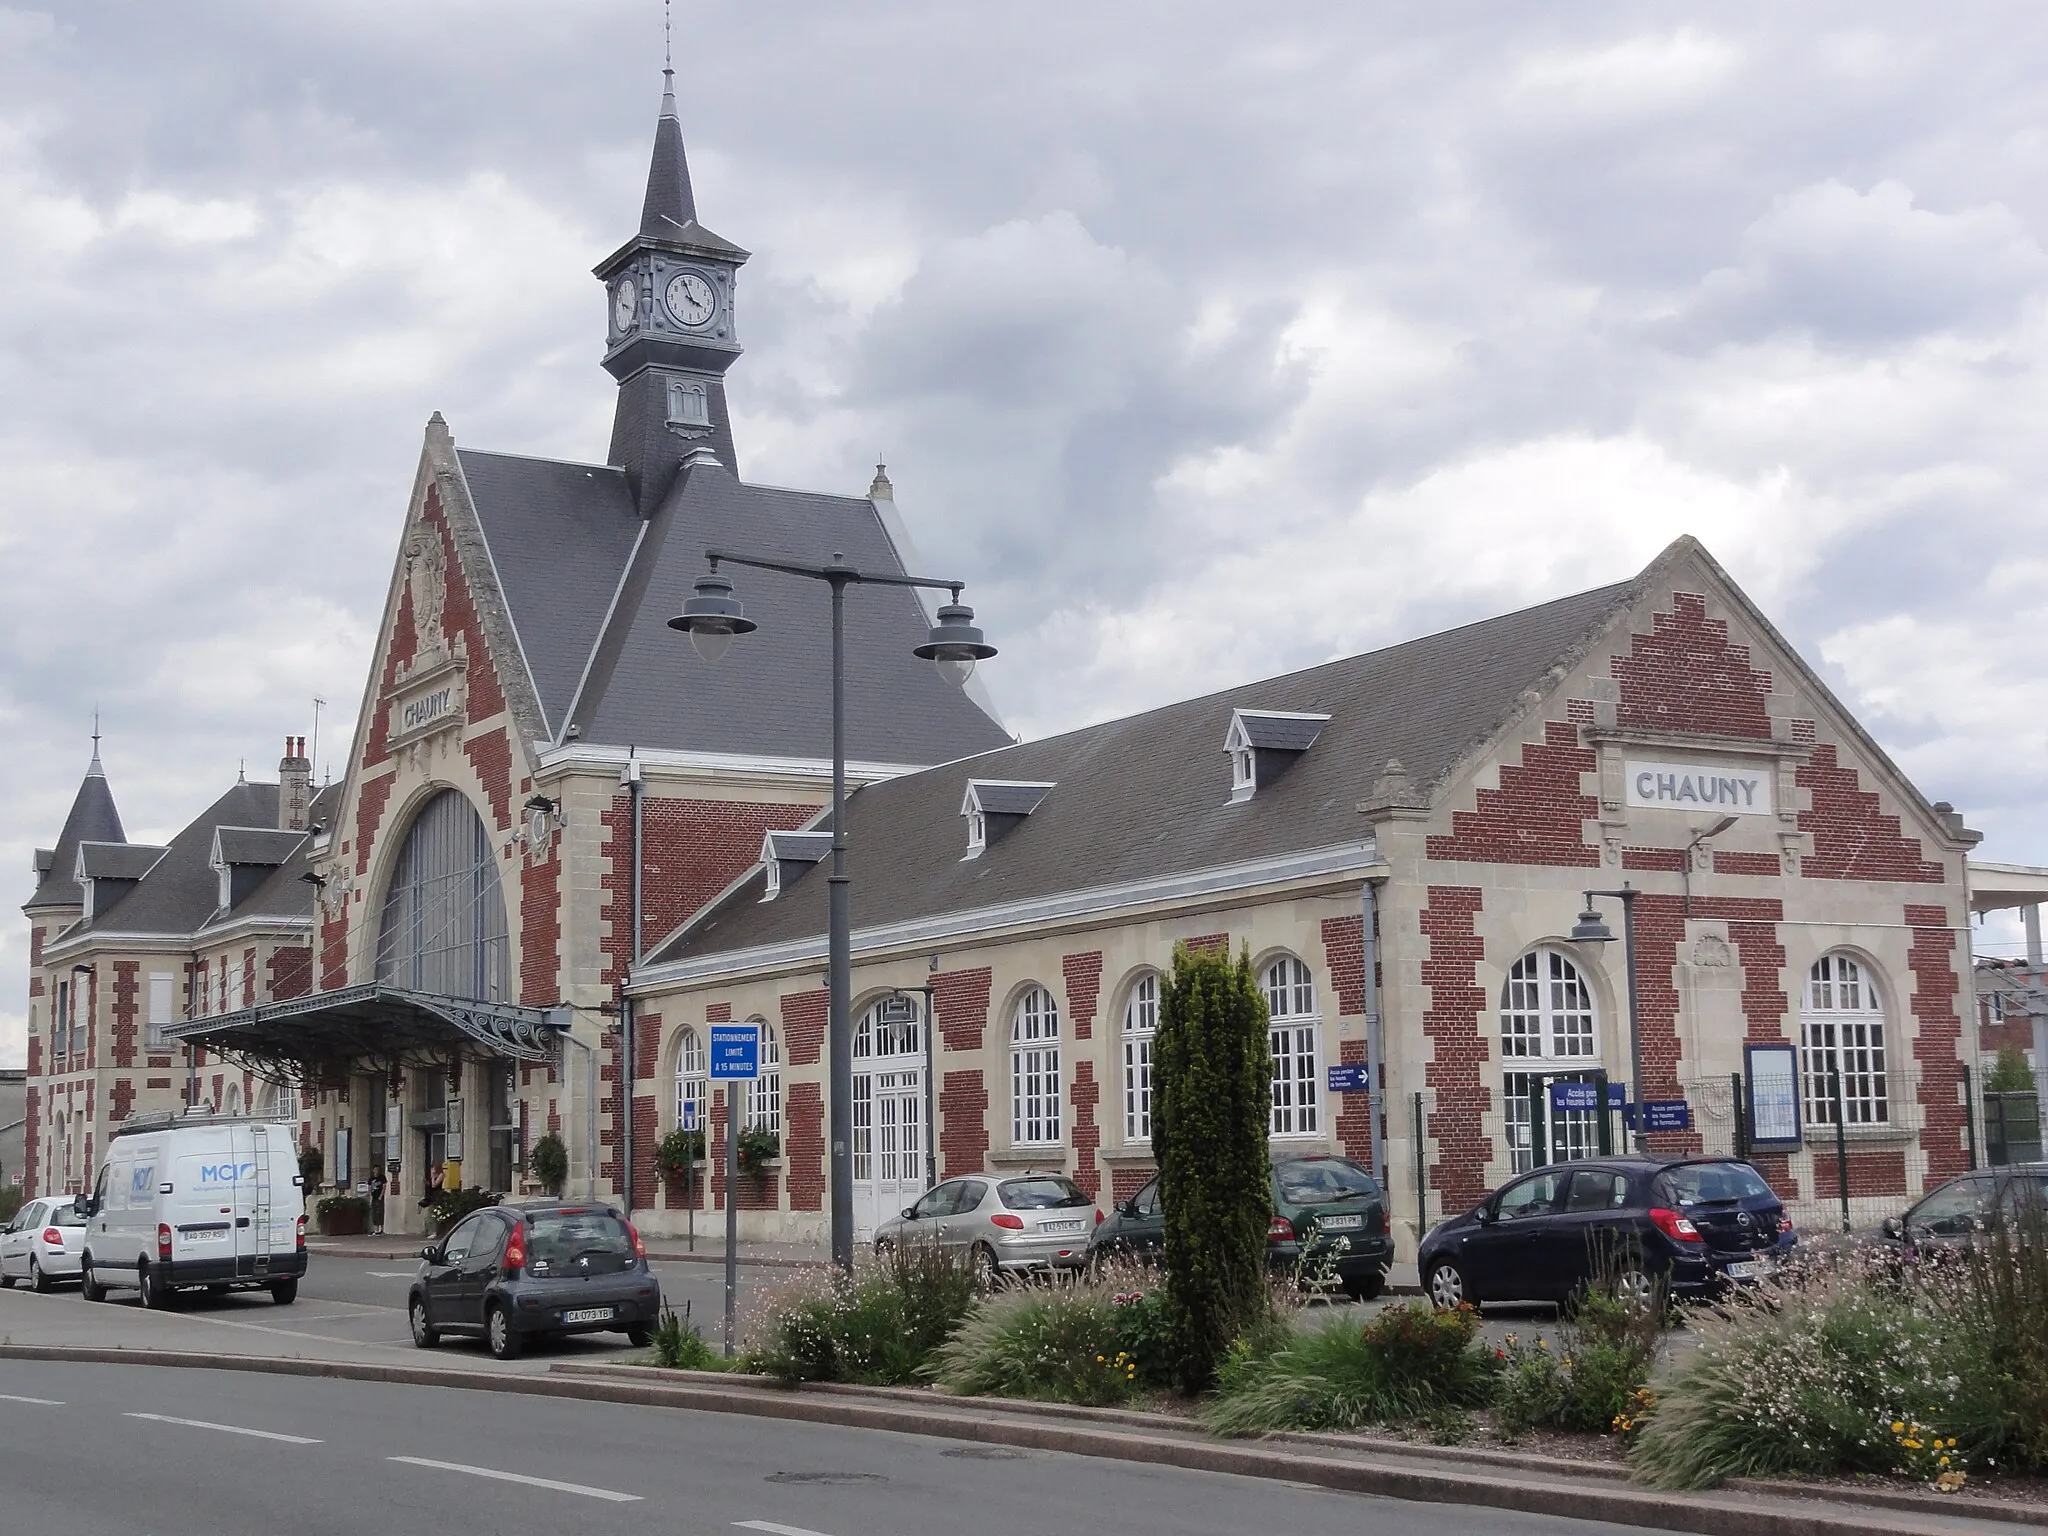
[595,68,750,512]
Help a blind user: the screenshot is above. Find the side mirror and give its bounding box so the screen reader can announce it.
[1473,1205,1495,1225]
[1121,1198,1140,1218]
[901,1208,916,1221]
[419,1245,441,1264]
[73,1195,91,1219]
[1880,1216,1903,1241]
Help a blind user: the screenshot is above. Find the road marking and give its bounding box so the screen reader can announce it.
[125,1412,321,1444]
[737,1523,837,1536]
[365,1270,416,1278]
[0,1394,64,1405]
[389,1457,641,1502]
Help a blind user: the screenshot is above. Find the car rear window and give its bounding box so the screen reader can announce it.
[1655,1162,1774,1205]
[1275,1158,1379,1204]
[50,1206,86,1228]
[524,1210,635,1268]
[999,1176,1089,1210]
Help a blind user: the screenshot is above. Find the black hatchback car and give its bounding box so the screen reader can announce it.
[409,1202,661,1359]
[1088,1153,1394,1299]
[1418,1156,1793,1310]
[1875,1163,2048,1257]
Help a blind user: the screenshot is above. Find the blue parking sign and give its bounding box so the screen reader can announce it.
[709,1023,760,1080]
[1644,1099,1691,1132]
[1548,1081,1601,1113]
[1326,1063,1370,1094]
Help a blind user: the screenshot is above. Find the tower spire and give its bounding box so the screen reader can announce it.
[640,42,697,237]
[89,708,102,774]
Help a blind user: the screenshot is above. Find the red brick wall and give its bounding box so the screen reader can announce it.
[780,990,827,1067]
[111,961,139,1069]
[1622,847,1686,873]
[1110,1164,1156,1204]
[786,1081,825,1211]
[463,729,514,832]
[631,1093,658,1210]
[1334,1038,1376,1173]
[1421,886,1492,1210]
[1319,914,1368,1017]
[360,583,417,771]
[1183,933,1228,955]
[22,1080,38,1195]
[111,1079,134,1124]
[1809,1147,1909,1198]
[268,946,312,1001]
[940,1069,989,1176]
[1612,592,1774,739]
[1907,904,1969,1180]
[1798,745,1944,883]
[1427,722,1599,868]
[242,948,256,1009]
[1714,851,1782,877]
[600,793,822,984]
[933,967,992,1053]
[1070,1061,1100,1196]
[1062,951,1103,1041]
[519,843,561,1006]
[352,774,397,882]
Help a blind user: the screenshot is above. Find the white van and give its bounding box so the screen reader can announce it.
[76,1111,308,1307]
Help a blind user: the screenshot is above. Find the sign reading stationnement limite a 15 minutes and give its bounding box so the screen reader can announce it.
[1624,759,1773,816]
[708,1023,759,1080]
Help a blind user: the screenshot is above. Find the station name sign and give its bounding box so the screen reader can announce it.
[1624,758,1772,816]
[401,687,455,735]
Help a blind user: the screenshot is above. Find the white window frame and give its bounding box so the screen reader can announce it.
[1010,986,1062,1146]
[746,1018,782,1134]
[147,972,173,1048]
[1122,973,1159,1143]
[966,806,987,856]
[1263,956,1321,1137]
[1500,947,1600,1172]
[1802,953,1889,1127]
[675,1028,707,1138]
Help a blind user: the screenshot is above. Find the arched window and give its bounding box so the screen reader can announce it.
[375,790,508,1001]
[1264,956,1321,1137]
[1803,954,1889,1126]
[1501,948,1599,1171]
[746,1019,782,1134]
[855,997,921,1060]
[675,1028,706,1137]
[1011,986,1061,1146]
[1122,973,1159,1143]
[225,1083,244,1117]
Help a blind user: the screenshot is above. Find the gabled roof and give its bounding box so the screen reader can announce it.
[763,831,833,863]
[964,780,1056,817]
[75,842,166,883]
[213,827,305,868]
[25,750,125,912]
[653,572,1637,967]
[1230,709,1331,753]
[62,781,281,938]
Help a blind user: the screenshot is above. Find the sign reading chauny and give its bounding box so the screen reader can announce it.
[1625,759,1772,816]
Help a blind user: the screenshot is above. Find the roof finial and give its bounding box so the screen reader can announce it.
[868,460,895,501]
[661,0,677,117]
[88,708,104,776]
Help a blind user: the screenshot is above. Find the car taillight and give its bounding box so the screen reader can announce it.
[1095,1208,1104,1225]
[1648,1207,1702,1243]
[1268,1216,1295,1241]
[991,1213,1024,1230]
[1777,1215,1794,1234]
[41,1228,62,1246]
[502,1223,526,1272]
[295,1215,306,1251]
[625,1220,645,1260]
[157,1223,172,1260]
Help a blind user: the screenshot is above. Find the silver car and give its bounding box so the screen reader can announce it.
[0,1196,88,1291]
[875,1173,1099,1283]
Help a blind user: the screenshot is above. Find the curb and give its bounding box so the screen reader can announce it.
[0,1344,2023,1536]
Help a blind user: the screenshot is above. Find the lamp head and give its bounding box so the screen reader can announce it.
[913,590,997,686]
[668,567,758,663]
[1570,905,1616,944]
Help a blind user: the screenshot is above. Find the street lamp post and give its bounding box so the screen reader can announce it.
[670,550,995,1271]
[1570,886,1646,1152]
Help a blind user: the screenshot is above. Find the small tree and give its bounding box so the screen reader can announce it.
[1985,1042,2038,1095]
[530,1131,569,1197]
[1153,942,1273,1391]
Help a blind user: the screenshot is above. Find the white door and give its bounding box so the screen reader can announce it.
[851,1001,929,1241]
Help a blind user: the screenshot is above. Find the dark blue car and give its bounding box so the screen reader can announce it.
[1418,1156,1793,1310]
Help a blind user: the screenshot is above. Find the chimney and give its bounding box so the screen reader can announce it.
[279,736,312,832]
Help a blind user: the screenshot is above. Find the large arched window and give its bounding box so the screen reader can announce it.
[1803,954,1888,1125]
[1011,986,1062,1146]
[375,790,508,1001]
[1501,948,1599,1172]
[746,1019,782,1134]
[675,1028,706,1136]
[1122,973,1159,1143]
[1264,956,1321,1137]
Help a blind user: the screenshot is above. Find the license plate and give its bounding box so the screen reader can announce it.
[1724,1260,1771,1280]
[1041,1220,1085,1234]
[181,1228,227,1243]
[1319,1215,1363,1231]
[562,1306,614,1324]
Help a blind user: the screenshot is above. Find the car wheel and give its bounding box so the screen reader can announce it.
[409,1296,440,1348]
[269,1278,298,1306]
[971,1244,999,1290]
[874,1238,894,1260]
[486,1303,523,1360]
[31,1255,53,1294]
[1427,1260,1470,1311]
[80,1257,106,1303]
[139,1260,167,1311]
[626,1324,653,1349]
[1344,1270,1387,1303]
[1612,1267,1657,1315]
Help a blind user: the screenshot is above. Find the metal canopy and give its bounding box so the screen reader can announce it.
[163,983,561,1068]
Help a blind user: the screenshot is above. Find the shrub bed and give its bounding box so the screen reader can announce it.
[746,1241,976,1386]
[927,1279,1175,1405]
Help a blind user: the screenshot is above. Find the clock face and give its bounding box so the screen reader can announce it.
[612,280,637,332]
[665,270,717,328]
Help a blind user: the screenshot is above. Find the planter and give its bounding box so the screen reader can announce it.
[315,1196,370,1236]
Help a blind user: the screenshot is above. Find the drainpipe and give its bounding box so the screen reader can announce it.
[623,752,645,1218]
[1361,877,1389,1184]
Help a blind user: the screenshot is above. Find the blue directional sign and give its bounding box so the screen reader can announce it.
[709,1023,760,1080]
[1549,1081,1602,1113]
[1327,1063,1371,1094]
[680,1101,699,1132]
[1606,1083,1627,1109]
[1643,1099,1692,1133]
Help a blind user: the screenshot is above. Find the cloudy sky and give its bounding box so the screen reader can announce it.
[5,2,2047,1063]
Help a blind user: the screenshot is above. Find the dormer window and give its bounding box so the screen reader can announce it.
[959,780,1055,859]
[760,830,832,901]
[1224,709,1332,803]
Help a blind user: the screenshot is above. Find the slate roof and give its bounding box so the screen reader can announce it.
[968,781,1056,816]
[201,786,344,930]
[655,574,1638,966]
[25,752,125,911]
[75,843,166,882]
[1234,710,1331,752]
[214,827,306,867]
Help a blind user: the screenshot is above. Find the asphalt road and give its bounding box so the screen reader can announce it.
[0,1360,1668,1536]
